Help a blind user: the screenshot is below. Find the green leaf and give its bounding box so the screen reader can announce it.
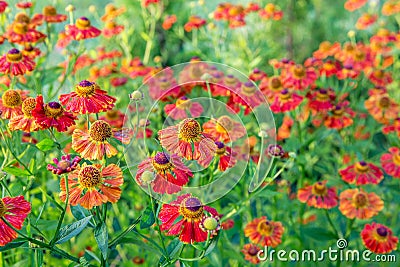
[140,206,155,229]
[55,216,93,244]
[70,205,94,228]
[159,238,183,265]
[3,166,31,177]
[301,226,337,242]
[36,138,55,152]
[0,238,26,251]
[204,234,219,256]
[94,222,108,260]
[115,233,161,254]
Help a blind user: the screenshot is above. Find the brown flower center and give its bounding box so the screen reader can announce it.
[44,102,64,118]
[216,116,233,133]
[333,106,344,116]
[270,77,282,91]
[374,70,384,79]
[158,78,171,90]
[76,17,91,30]
[344,43,355,53]
[378,96,390,108]
[178,119,201,142]
[241,82,256,95]
[376,226,388,238]
[224,75,239,87]
[257,220,273,236]
[215,141,226,155]
[105,21,116,29]
[13,22,28,34]
[2,89,22,108]
[22,97,36,117]
[248,246,259,256]
[0,199,6,217]
[105,110,118,120]
[43,6,57,16]
[179,197,204,222]
[293,64,305,78]
[78,166,102,188]
[89,120,112,142]
[15,13,30,24]
[279,89,291,101]
[75,80,96,97]
[353,192,368,208]
[311,182,327,196]
[152,152,173,173]
[316,89,329,102]
[6,48,23,63]
[355,50,365,61]
[355,161,369,173]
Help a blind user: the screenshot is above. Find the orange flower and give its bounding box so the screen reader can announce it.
[184,16,206,32]
[60,163,123,210]
[382,1,400,16]
[244,216,284,247]
[339,188,384,219]
[297,181,338,209]
[102,21,124,38]
[339,161,384,185]
[72,120,132,160]
[101,4,126,22]
[361,223,398,254]
[162,15,177,30]
[380,147,400,178]
[4,22,46,44]
[31,6,67,24]
[259,3,283,20]
[241,244,262,264]
[65,17,101,40]
[203,115,246,143]
[277,115,293,141]
[344,0,368,12]
[364,93,399,124]
[356,13,377,30]
[284,64,317,90]
[8,97,40,132]
[270,89,303,113]
[313,41,341,59]
[324,101,355,130]
[0,89,28,119]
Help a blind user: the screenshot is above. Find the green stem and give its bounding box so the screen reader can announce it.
[49,176,69,247]
[108,215,142,248]
[325,210,340,238]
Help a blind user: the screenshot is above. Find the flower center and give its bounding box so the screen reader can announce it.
[241,81,256,95]
[44,102,64,118]
[376,226,388,237]
[58,160,71,171]
[316,89,329,101]
[158,78,171,90]
[215,141,226,155]
[43,6,57,16]
[189,65,203,79]
[178,119,201,142]
[279,89,291,101]
[224,75,239,87]
[152,152,173,173]
[270,77,282,91]
[344,43,355,53]
[0,199,6,217]
[89,120,112,142]
[13,22,28,34]
[22,97,36,117]
[378,96,390,108]
[355,161,369,173]
[76,17,91,30]
[355,50,365,61]
[216,116,233,133]
[374,70,384,79]
[248,246,259,256]
[311,182,327,196]
[293,65,305,78]
[78,166,102,189]
[176,97,191,109]
[2,89,22,108]
[6,48,23,63]
[393,152,400,166]
[15,13,30,24]
[179,197,204,221]
[105,21,116,29]
[353,192,368,208]
[75,80,96,97]
[333,105,344,116]
[257,220,273,236]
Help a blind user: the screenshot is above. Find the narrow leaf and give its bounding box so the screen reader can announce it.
[140,206,155,229]
[55,216,92,244]
[36,138,55,151]
[94,222,108,260]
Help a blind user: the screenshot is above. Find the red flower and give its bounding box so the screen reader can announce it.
[361,223,398,254]
[65,17,101,40]
[158,194,219,243]
[365,93,399,124]
[136,152,193,194]
[259,4,283,20]
[307,88,335,113]
[15,2,32,9]
[380,147,400,178]
[0,48,36,76]
[184,16,206,32]
[0,1,8,13]
[162,15,177,30]
[22,44,41,60]
[324,101,355,130]
[297,180,338,209]
[212,141,236,171]
[270,89,303,113]
[260,75,284,102]
[102,21,124,38]
[203,116,246,143]
[164,96,203,120]
[356,13,377,30]
[383,118,400,137]
[284,64,317,90]
[339,161,384,185]
[8,97,40,132]
[344,0,368,12]
[158,118,217,167]
[244,216,284,247]
[31,6,67,24]
[242,244,262,264]
[4,22,46,44]
[59,80,116,114]
[0,196,31,246]
[56,31,72,48]
[31,95,76,132]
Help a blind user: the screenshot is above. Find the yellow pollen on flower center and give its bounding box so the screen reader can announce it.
[44,104,64,118]
[43,6,57,16]
[393,153,400,166]
[355,162,370,173]
[216,116,233,133]
[241,83,256,95]
[353,192,368,208]
[2,90,22,108]
[316,91,329,102]
[178,119,201,142]
[293,65,305,78]
[6,51,23,63]
[22,97,36,117]
[178,197,204,222]
[257,220,273,236]
[105,110,118,120]
[216,147,226,155]
[75,82,96,97]
[279,91,291,101]
[78,166,102,188]
[13,22,28,34]
[15,13,30,24]
[344,43,355,53]
[176,98,191,109]
[89,120,112,142]
[0,199,6,217]
[378,96,390,108]
[355,51,365,61]
[312,182,327,196]
[105,21,116,29]
[333,107,344,116]
[76,18,91,30]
